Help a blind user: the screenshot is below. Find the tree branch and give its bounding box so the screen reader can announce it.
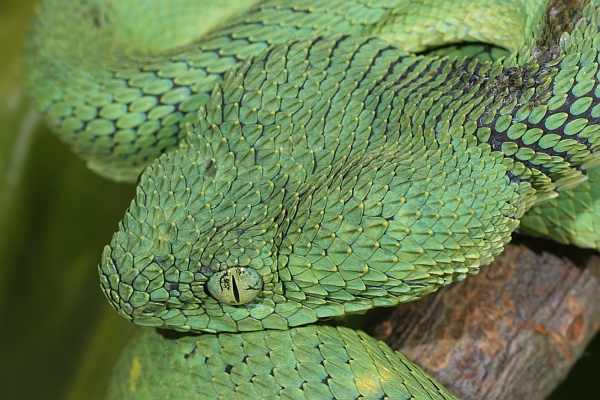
[370,240,600,400]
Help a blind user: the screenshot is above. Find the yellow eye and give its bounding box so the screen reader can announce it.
[206,266,263,305]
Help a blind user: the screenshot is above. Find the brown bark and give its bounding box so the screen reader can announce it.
[369,239,600,400]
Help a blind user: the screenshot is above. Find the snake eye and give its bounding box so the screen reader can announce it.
[206,266,263,305]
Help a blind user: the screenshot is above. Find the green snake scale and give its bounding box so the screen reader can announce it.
[23,0,600,398]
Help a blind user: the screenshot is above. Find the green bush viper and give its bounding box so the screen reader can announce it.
[23,0,600,398]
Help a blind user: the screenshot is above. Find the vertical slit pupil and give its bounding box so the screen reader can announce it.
[232,275,240,303]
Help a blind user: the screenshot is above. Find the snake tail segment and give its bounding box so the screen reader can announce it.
[106,325,457,399]
[520,168,600,247]
[23,0,433,182]
[98,1,600,336]
[25,0,581,183]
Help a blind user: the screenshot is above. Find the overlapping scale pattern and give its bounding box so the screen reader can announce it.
[521,168,600,247]
[24,0,600,398]
[25,0,549,181]
[106,325,456,399]
[100,28,600,333]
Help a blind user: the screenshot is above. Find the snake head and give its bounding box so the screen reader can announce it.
[98,103,307,333]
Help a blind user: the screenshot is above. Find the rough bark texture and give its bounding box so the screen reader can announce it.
[369,239,600,400]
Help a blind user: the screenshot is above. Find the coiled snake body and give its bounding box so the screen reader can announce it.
[23,0,600,398]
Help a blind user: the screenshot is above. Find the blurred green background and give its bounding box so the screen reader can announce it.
[0,1,597,399]
[0,2,138,399]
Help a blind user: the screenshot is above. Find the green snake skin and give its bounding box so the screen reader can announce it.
[23,0,600,398]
